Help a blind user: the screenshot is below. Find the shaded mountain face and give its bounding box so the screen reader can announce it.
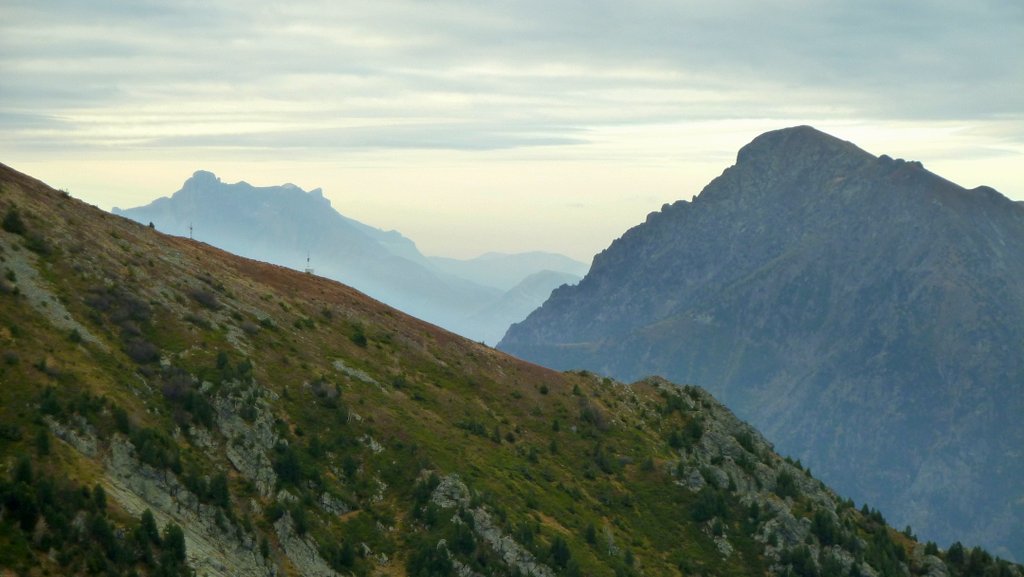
[4,161,1017,577]
[113,172,576,344]
[499,126,1024,561]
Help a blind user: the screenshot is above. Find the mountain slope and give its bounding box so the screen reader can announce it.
[499,126,1024,561]
[2,161,1016,576]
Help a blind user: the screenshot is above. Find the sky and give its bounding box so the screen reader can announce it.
[1,0,1022,261]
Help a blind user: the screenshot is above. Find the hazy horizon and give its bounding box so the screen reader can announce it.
[2,1,1021,261]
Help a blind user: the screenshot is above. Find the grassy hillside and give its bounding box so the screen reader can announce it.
[0,162,1018,577]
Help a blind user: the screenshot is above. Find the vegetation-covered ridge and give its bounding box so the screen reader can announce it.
[0,160,1018,577]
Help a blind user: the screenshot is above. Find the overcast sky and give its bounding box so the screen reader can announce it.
[2,0,1022,260]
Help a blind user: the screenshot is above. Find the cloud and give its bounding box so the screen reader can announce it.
[0,0,1022,158]
[146,123,590,152]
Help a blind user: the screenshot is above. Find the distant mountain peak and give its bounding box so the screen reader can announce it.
[184,169,221,187]
[169,171,338,211]
[685,126,881,209]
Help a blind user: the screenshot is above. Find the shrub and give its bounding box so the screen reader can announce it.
[407,537,454,577]
[5,480,40,531]
[130,427,182,473]
[683,417,703,442]
[290,505,309,535]
[735,430,756,453]
[451,521,476,554]
[780,545,819,577]
[24,234,51,255]
[350,324,368,347]
[668,429,684,449]
[323,540,357,571]
[189,287,222,310]
[0,423,22,441]
[161,522,187,564]
[124,338,160,364]
[273,443,303,486]
[775,470,799,499]
[139,509,161,545]
[690,485,728,522]
[2,350,19,365]
[579,397,609,431]
[811,510,841,546]
[548,535,572,568]
[2,207,26,235]
[35,429,50,456]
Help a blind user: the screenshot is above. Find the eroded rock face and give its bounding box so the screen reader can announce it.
[46,415,98,457]
[42,374,282,576]
[273,513,340,577]
[104,436,275,577]
[214,383,279,497]
[430,474,555,577]
[4,244,106,350]
[500,126,1024,559]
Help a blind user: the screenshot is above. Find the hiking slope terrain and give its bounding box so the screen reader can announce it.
[2,161,1017,575]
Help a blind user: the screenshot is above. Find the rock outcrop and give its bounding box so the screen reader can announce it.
[431,475,556,577]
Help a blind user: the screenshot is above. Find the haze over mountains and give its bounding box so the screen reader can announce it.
[113,171,584,344]
[500,126,1024,561]
[431,252,589,292]
[5,160,1020,577]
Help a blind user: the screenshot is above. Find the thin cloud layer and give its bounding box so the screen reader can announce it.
[1,0,1022,258]
[3,0,1021,152]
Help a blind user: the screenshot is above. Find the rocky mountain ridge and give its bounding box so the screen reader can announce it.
[499,126,1024,560]
[2,160,1017,576]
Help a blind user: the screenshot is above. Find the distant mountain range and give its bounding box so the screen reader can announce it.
[430,252,588,291]
[113,171,584,343]
[499,126,1024,560]
[461,269,584,344]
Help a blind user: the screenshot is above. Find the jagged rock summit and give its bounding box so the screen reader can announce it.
[500,126,1024,560]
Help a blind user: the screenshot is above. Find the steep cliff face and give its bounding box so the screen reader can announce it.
[3,161,1017,576]
[499,126,1024,560]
